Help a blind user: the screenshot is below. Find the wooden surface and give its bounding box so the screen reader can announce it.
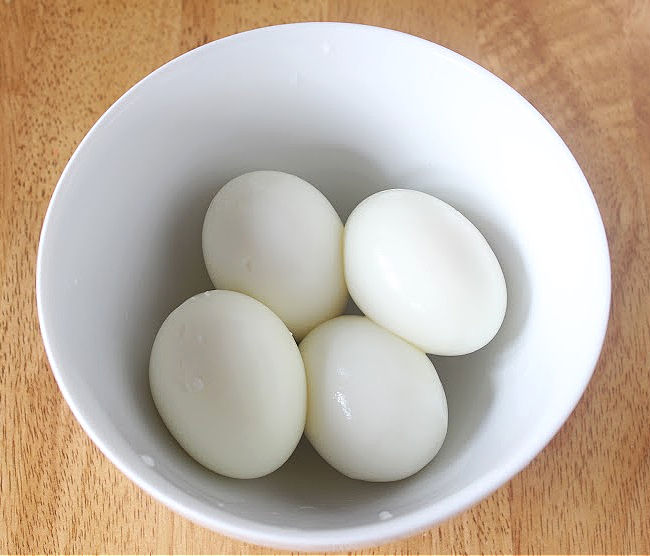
[1,0,649,553]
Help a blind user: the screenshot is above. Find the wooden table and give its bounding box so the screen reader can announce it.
[1,1,648,553]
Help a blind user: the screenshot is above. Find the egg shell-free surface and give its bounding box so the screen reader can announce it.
[344,189,507,355]
[300,316,448,482]
[202,171,348,340]
[149,290,306,479]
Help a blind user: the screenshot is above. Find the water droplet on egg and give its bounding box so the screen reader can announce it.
[333,391,352,420]
[184,370,204,392]
[197,335,204,344]
[73,278,79,286]
[141,455,155,467]
[378,510,393,521]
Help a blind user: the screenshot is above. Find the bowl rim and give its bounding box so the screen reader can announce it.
[36,21,612,551]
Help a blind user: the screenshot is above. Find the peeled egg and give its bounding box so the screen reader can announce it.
[149,290,306,479]
[344,189,507,356]
[300,315,448,482]
[202,171,348,340]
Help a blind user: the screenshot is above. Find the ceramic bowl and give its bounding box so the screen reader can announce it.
[37,23,610,551]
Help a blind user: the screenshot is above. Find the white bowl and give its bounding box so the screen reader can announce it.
[36,23,611,551]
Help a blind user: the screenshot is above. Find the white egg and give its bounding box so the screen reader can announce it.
[202,171,348,340]
[344,189,507,356]
[149,290,306,479]
[300,315,448,482]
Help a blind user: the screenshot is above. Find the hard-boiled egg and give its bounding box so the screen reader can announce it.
[149,290,306,479]
[300,315,448,482]
[344,189,507,355]
[202,171,348,340]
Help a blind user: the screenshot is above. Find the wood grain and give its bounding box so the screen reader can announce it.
[1,0,649,553]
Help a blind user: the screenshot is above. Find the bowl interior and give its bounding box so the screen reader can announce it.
[38,23,610,549]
